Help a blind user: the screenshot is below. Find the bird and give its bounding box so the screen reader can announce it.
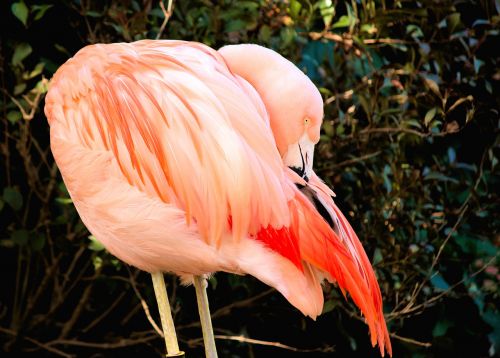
[44,40,392,357]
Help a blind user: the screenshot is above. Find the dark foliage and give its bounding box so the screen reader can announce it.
[1,0,499,357]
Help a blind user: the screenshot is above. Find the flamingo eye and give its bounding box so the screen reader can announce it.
[304,117,310,125]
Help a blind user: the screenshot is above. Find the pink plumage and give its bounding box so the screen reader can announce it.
[45,40,392,356]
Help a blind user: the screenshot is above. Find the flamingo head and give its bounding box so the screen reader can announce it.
[218,44,323,181]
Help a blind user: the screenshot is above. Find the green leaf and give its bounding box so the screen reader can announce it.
[447,13,461,33]
[406,119,422,129]
[483,309,500,353]
[55,197,73,205]
[382,165,392,193]
[424,171,460,184]
[447,147,456,163]
[331,15,351,29]
[35,77,49,92]
[31,233,46,251]
[12,43,32,67]
[447,95,473,113]
[336,123,345,136]
[32,4,53,21]
[54,43,71,56]
[259,25,272,43]
[432,319,453,337]
[0,199,4,212]
[11,1,29,27]
[424,107,437,126]
[475,239,497,256]
[431,273,450,291]
[361,23,377,34]
[54,215,68,225]
[387,42,408,52]
[473,57,484,74]
[372,248,383,265]
[322,299,336,314]
[7,111,22,124]
[290,0,302,18]
[85,10,102,18]
[318,0,335,28]
[209,276,218,290]
[11,229,29,246]
[3,187,23,211]
[322,121,334,137]
[424,78,441,98]
[225,19,247,32]
[14,83,26,95]
[280,27,296,47]
[110,258,121,269]
[228,275,248,291]
[406,24,424,39]
[233,1,259,11]
[23,62,45,80]
[92,256,103,271]
[88,235,105,251]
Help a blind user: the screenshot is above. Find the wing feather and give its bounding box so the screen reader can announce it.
[295,172,392,356]
[45,39,297,257]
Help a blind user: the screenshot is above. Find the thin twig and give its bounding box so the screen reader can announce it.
[398,149,487,313]
[59,246,86,297]
[429,206,468,276]
[309,32,353,47]
[47,332,158,349]
[5,78,47,121]
[0,327,74,358]
[186,334,335,353]
[359,126,450,138]
[58,265,102,339]
[82,291,126,333]
[121,302,142,326]
[308,31,462,46]
[363,38,411,45]
[156,0,173,40]
[211,288,274,320]
[387,254,498,320]
[127,268,164,337]
[390,333,431,348]
[25,337,75,358]
[23,254,62,326]
[178,288,274,330]
[328,151,382,169]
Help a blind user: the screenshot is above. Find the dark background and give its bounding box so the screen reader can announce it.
[1,0,499,357]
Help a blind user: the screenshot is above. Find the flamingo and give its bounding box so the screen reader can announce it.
[44,40,392,357]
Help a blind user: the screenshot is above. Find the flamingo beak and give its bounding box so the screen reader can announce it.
[283,133,315,182]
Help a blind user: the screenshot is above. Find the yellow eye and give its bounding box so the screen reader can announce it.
[304,117,310,125]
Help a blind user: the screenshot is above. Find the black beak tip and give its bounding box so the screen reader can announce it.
[288,166,309,182]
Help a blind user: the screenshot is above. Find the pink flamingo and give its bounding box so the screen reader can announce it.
[45,40,392,357]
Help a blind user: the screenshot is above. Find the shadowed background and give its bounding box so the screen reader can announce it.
[1,0,499,357]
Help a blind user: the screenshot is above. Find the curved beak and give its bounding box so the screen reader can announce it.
[283,133,315,182]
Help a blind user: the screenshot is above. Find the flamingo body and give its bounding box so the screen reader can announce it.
[45,40,391,356]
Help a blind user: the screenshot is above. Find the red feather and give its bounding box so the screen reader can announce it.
[254,223,303,272]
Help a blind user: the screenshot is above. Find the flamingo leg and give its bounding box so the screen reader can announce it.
[151,272,184,357]
[193,275,218,358]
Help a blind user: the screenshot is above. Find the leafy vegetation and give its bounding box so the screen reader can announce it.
[1,0,498,357]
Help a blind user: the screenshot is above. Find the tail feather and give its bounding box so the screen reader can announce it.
[330,202,392,356]
[291,184,392,356]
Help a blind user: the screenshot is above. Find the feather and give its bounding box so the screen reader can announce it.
[294,172,392,356]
